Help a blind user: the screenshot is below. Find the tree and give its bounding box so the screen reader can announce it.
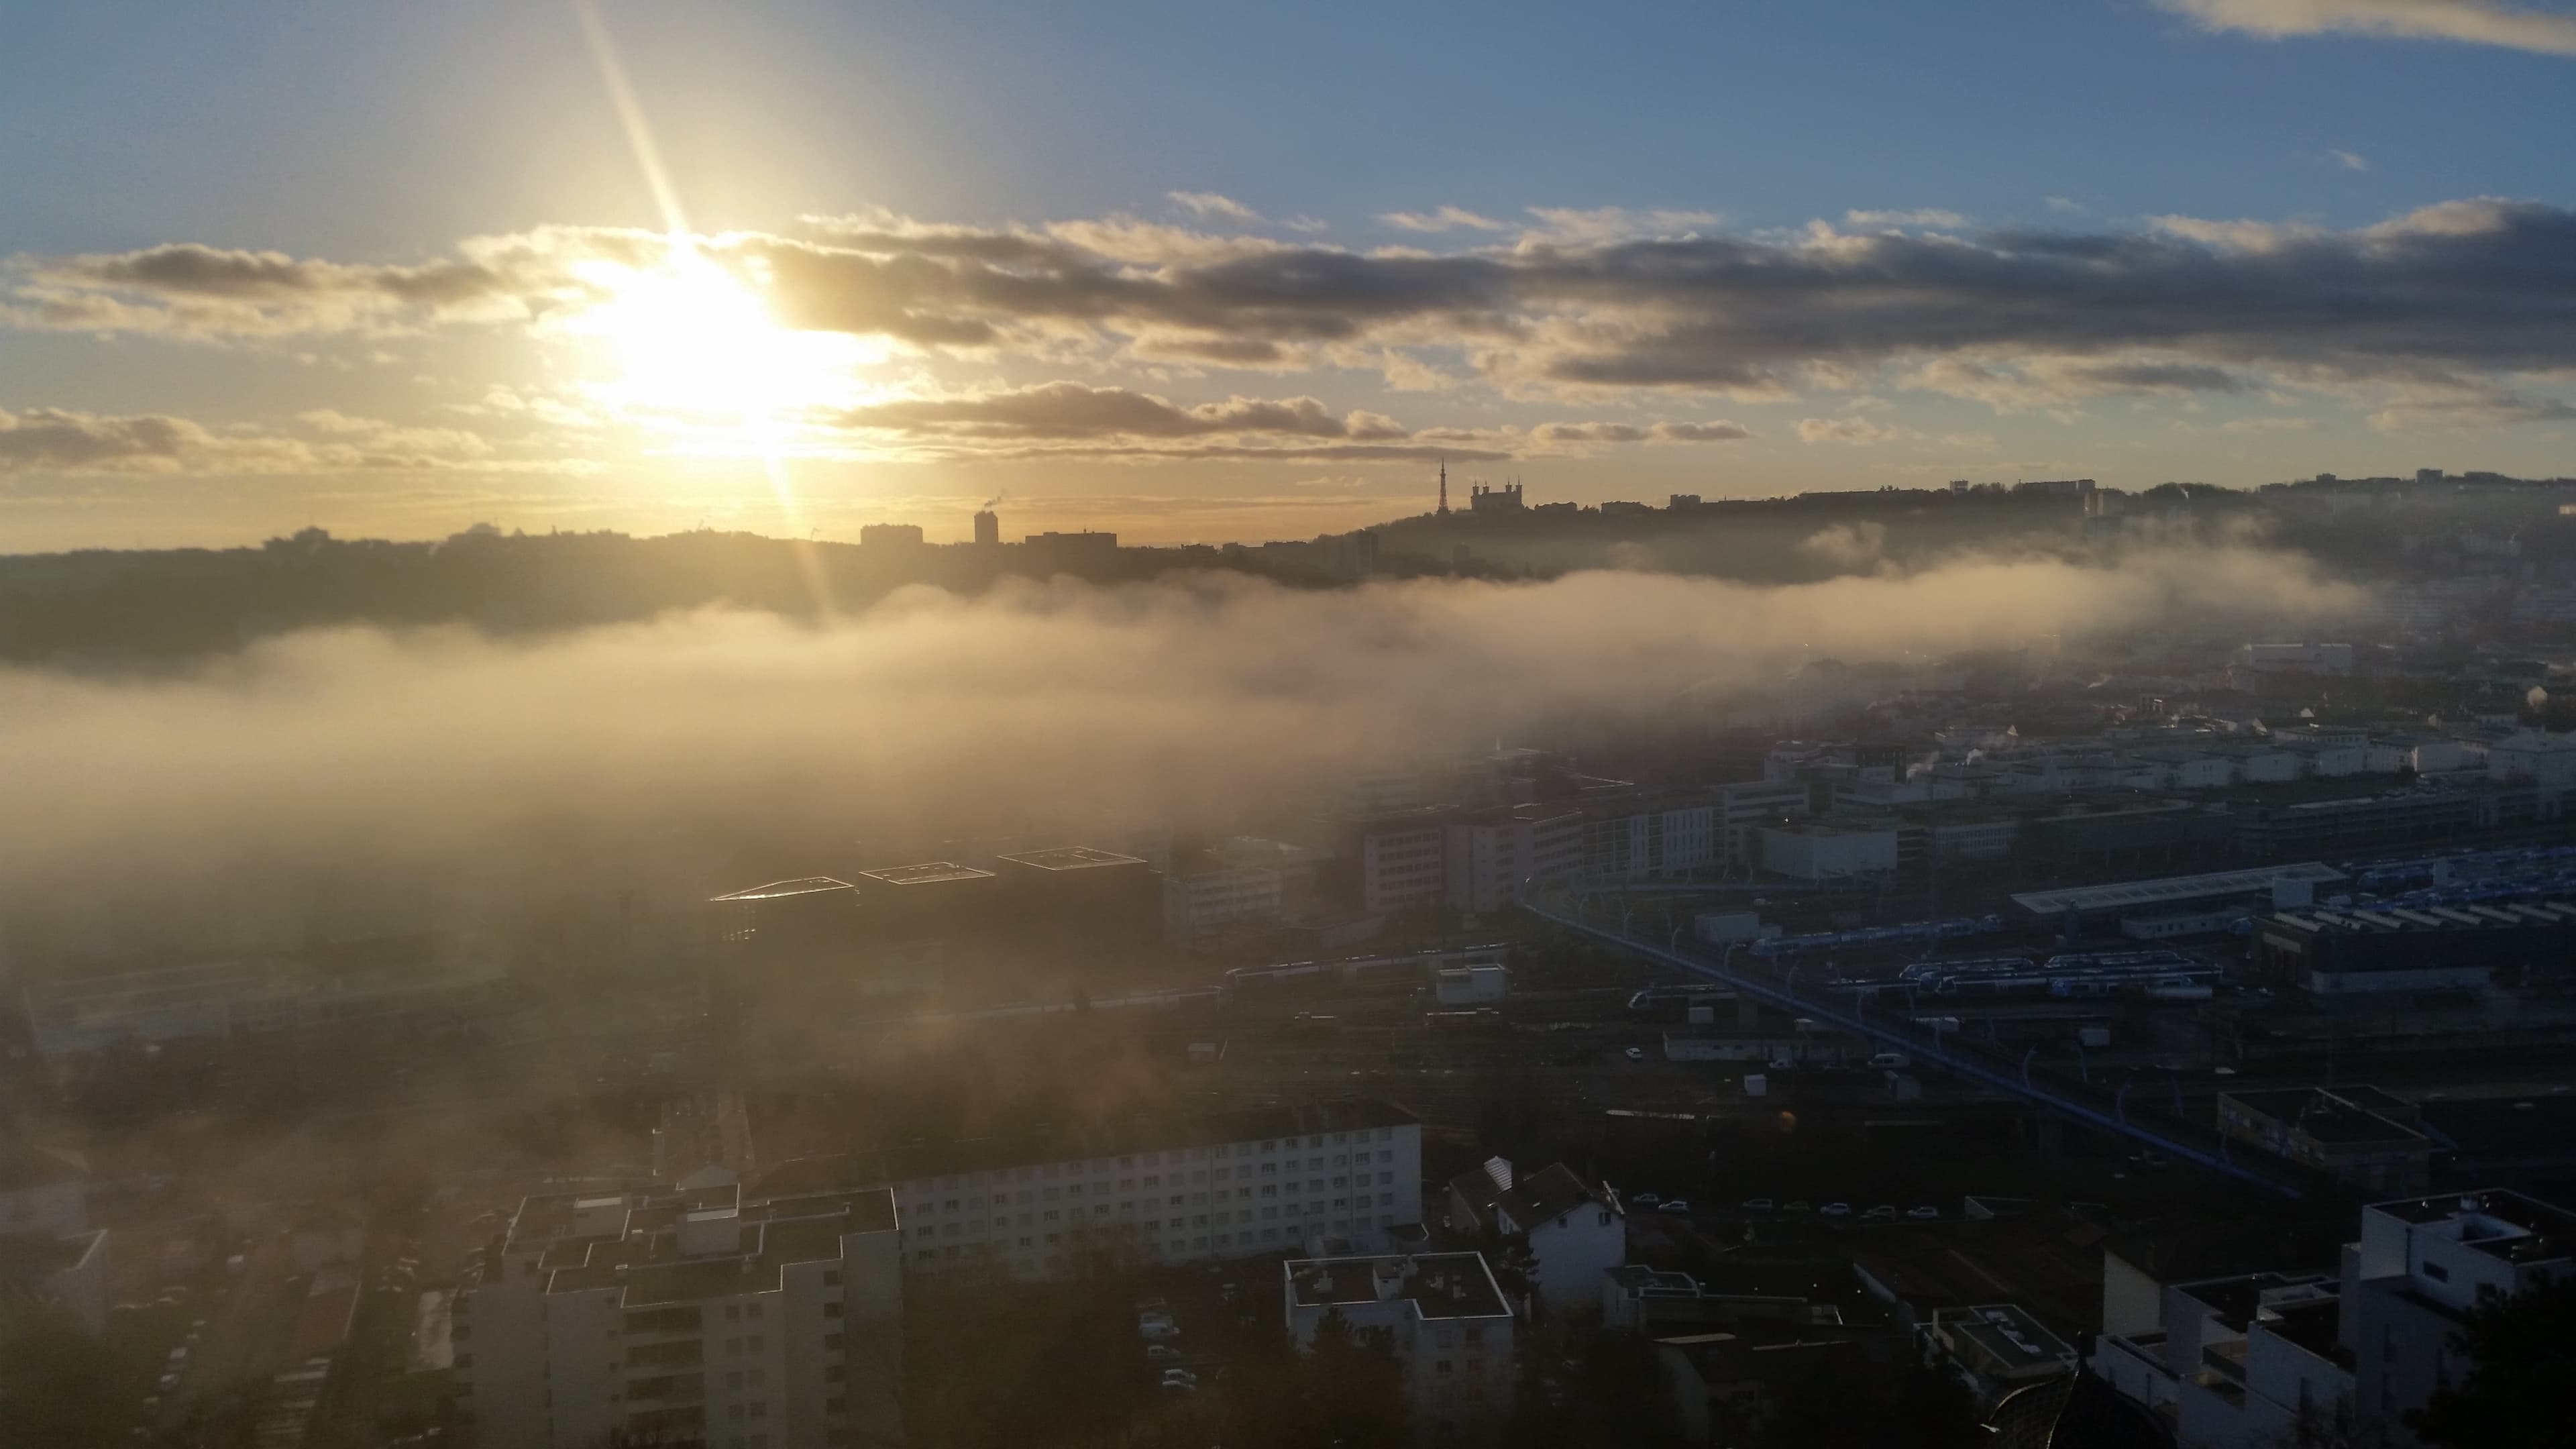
[1227,1309,1411,1449]
[2407,1274,2576,1449]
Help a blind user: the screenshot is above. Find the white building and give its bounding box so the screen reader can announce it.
[1283,1252,1516,1432]
[1433,964,1508,1005]
[2214,743,2306,784]
[2090,1272,2353,1448]
[2091,1189,2576,1449]
[880,1100,1422,1282]
[454,1175,904,1449]
[1444,1157,1623,1312]
[1757,823,1898,879]
[2341,1190,2575,1443]
[2127,747,2235,790]
[1444,805,1582,911]
[2242,643,2355,676]
[2486,732,2576,788]
[1585,796,1723,882]
[1716,781,1811,869]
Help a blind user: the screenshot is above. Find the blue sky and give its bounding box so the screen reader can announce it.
[3,0,2573,547]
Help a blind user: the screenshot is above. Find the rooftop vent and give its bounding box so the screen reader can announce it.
[1482,1157,1515,1192]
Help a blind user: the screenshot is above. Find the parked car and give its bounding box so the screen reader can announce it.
[1820,1202,1852,1218]
[1146,1344,1182,1362]
[1741,1197,1775,1212]
[1907,1205,1939,1220]
[1624,1046,1646,1061]
[1864,1205,1898,1221]
[1134,1297,1170,1314]
[1161,1369,1199,1393]
[1631,1192,1660,1207]
[1868,1053,1913,1070]
[1138,1311,1179,1339]
[1784,1199,1813,1214]
[1662,1199,1691,1215]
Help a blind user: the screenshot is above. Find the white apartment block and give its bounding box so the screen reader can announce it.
[1444,805,1582,911]
[1444,1157,1623,1311]
[880,1100,1423,1283]
[2092,1271,2353,1448]
[1717,781,1811,869]
[454,1176,903,1449]
[2092,1189,2575,1449]
[1283,1252,1516,1432]
[2341,1189,2573,1443]
[1585,798,1721,882]
[2485,732,2576,788]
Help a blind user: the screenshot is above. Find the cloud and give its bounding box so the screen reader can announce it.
[1167,191,1265,223]
[0,403,581,476]
[1845,209,1969,229]
[1379,206,1511,233]
[2157,0,2576,57]
[22,198,2576,413]
[2366,386,2576,431]
[819,382,1512,463]
[1797,416,1916,445]
[1519,207,1723,243]
[1907,356,2250,411]
[2222,415,2320,432]
[1648,420,1754,441]
[2329,148,2371,172]
[2046,197,2091,215]
[1797,521,1888,568]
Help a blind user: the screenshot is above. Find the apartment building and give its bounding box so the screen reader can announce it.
[1716,781,1811,869]
[1583,794,1722,882]
[1283,1252,1516,1433]
[2341,1189,2574,1442]
[1443,1157,1623,1311]
[879,1099,1423,1283]
[455,1175,903,1449]
[2092,1271,2353,1448]
[1444,804,1582,911]
[1359,813,1450,913]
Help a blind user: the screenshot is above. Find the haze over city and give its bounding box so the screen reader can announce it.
[7,6,2576,1449]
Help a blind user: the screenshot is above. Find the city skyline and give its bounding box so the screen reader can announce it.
[4,0,2575,551]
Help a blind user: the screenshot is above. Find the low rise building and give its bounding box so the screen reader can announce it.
[2090,1271,2353,1449]
[1658,1331,1862,1447]
[1283,1252,1515,1432]
[1443,803,1582,910]
[1432,963,1508,1005]
[1926,1303,2080,1408]
[1443,1157,1622,1311]
[2340,1189,2575,1442]
[2217,1086,2434,1194]
[2252,899,2576,994]
[1758,822,1898,879]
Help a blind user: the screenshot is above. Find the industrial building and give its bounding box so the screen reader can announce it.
[2012,861,2343,939]
[991,847,1158,954]
[2216,1087,2434,1194]
[1444,803,1582,911]
[2252,898,2576,994]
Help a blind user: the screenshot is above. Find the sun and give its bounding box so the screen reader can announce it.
[566,249,877,448]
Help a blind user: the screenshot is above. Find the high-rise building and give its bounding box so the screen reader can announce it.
[972,508,1000,545]
[455,1175,903,1449]
[858,523,924,547]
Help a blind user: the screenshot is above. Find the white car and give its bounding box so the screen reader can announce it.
[1624,1046,1646,1061]
[1907,1205,1939,1220]
[1145,1344,1181,1362]
[1631,1191,1660,1207]
[1662,1199,1692,1216]
[1161,1369,1199,1393]
[1820,1202,1852,1218]
[1741,1197,1775,1212]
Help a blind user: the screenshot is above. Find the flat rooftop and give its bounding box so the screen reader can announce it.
[1285,1252,1507,1320]
[708,877,854,902]
[2367,1189,2576,1266]
[858,862,998,887]
[1933,1304,2078,1374]
[876,1097,1416,1185]
[995,847,1148,872]
[2222,1088,2430,1148]
[2013,861,2345,916]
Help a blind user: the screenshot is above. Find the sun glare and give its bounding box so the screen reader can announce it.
[570,251,876,449]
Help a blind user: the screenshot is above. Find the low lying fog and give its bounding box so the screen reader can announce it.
[1,541,2364,951]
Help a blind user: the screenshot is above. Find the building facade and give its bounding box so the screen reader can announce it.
[455,1175,904,1449]
[880,1100,1423,1283]
[1283,1252,1516,1433]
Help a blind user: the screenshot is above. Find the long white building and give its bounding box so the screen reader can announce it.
[454,1174,903,1449]
[878,1099,1422,1283]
